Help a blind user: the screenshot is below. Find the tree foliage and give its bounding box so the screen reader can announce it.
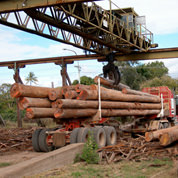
[72,76,94,85]
[0,83,17,121]
[25,72,38,85]
[141,76,178,91]
[115,61,169,90]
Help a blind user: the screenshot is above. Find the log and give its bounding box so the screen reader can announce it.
[75,84,93,90]
[10,83,52,98]
[26,108,56,119]
[54,108,160,119]
[145,125,178,142]
[48,88,63,101]
[94,76,130,90]
[64,90,78,99]
[77,88,161,103]
[56,99,162,110]
[122,88,159,98]
[18,97,51,110]
[159,129,178,146]
[61,85,77,95]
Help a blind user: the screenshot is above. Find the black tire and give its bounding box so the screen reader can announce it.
[39,129,54,152]
[32,129,42,152]
[70,128,80,144]
[103,126,117,146]
[77,128,90,143]
[93,127,106,148]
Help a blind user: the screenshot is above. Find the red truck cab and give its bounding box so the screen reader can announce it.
[142,86,178,125]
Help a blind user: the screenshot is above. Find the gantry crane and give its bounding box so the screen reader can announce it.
[0,0,159,84]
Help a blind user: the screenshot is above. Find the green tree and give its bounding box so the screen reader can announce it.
[72,79,79,85]
[25,72,38,85]
[141,76,178,91]
[136,61,168,80]
[115,61,169,90]
[0,83,17,121]
[72,76,94,85]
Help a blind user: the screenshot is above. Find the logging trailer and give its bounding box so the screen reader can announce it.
[0,0,178,152]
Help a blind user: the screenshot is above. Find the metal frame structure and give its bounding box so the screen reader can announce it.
[0,1,154,55]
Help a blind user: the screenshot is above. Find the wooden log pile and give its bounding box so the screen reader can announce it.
[0,128,34,153]
[98,135,178,163]
[10,78,161,121]
[145,125,178,147]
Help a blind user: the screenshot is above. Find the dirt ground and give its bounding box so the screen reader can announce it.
[0,127,42,167]
[0,127,178,177]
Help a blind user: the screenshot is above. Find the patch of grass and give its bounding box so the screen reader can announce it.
[120,158,173,178]
[0,162,12,168]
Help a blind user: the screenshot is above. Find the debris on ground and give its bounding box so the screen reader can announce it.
[0,127,34,154]
[98,135,178,164]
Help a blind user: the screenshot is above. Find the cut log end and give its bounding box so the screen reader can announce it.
[48,90,57,101]
[145,132,154,142]
[159,133,170,146]
[10,83,21,98]
[26,108,34,119]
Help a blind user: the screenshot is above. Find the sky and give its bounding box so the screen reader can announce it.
[0,0,178,87]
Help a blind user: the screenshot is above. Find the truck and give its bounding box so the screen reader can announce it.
[129,86,178,134]
[27,85,177,152]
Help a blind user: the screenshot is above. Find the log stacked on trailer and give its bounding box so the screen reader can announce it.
[10,79,162,121]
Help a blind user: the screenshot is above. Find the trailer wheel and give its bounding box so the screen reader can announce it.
[93,127,106,148]
[103,126,117,146]
[32,129,42,152]
[38,129,54,152]
[77,128,90,143]
[70,128,80,144]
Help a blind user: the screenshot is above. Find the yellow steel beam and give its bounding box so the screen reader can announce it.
[114,47,178,61]
[0,0,96,13]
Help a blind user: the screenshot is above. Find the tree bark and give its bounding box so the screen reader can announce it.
[11,83,52,98]
[54,108,160,119]
[48,88,63,101]
[122,88,159,98]
[18,97,51,110]
[145,125,178,142]
[159,129,178,146]
[94,76,130,90]
[56,99,162,110]
[77,88,161,103]
[26,108,56,119]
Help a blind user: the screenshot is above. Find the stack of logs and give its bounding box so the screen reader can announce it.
[145,125,178,146]
[10,76,162,121]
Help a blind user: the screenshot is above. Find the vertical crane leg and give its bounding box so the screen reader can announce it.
[13,67,23,128]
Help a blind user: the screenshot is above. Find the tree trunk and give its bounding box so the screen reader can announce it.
[18,97,51,110]
[94,76,130,90]
[77,88,161,103]
[26,108,56,119]
[48,88,63,101]
[54,108,160,119]
[159,129,178,146]
[56,99,162,110]
[11,83,52,98]
[145,125,178,142]
[122,88,159,98]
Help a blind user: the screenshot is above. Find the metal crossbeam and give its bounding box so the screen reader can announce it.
[1,48,178,68]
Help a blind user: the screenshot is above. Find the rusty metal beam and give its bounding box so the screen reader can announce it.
[0,0,97,13]
[0,54,105,68]
[114,47,178,61]
[0,47,178,69]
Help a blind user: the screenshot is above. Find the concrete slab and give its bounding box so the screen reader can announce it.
[0,143,84,178]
